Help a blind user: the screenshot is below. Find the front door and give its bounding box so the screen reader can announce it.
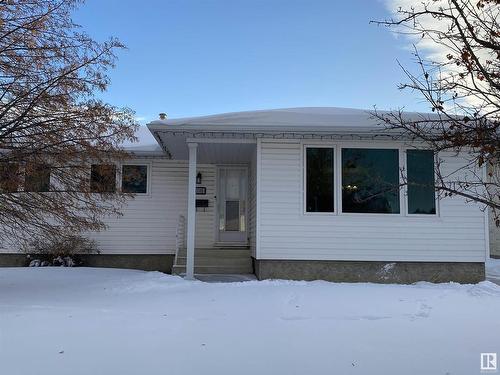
[217,167,248,243]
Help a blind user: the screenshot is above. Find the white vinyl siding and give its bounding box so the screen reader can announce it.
[89,159,216,254]
[0,157,259,255]
[258,140,486,262]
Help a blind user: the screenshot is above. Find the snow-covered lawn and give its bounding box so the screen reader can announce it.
[1,268,499,375]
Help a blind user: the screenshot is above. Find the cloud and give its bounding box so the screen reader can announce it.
[384,0,453,62]
[383,0,495,112]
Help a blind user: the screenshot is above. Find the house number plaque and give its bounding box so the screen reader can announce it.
[196,187,206,195]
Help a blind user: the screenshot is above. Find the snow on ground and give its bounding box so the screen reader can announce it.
[0,268,499,375]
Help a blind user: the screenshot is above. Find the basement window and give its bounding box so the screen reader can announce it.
[305,147,335,213]
[90,164,116,193]
[407,150,436,215]
[121,164,148,194]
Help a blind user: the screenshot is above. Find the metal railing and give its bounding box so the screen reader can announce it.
[174,214,186,265]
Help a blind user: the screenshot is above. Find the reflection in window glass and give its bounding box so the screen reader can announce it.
[122,165,148,194]
[25,164,50,192]
[342,148,400,214]
[306,148,334,212]
[225,200,240,231]
[407,150,436,214]
[90,164,116,193]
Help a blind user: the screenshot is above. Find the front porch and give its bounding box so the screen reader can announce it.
[150,127,258,278]
[172,247,253,276]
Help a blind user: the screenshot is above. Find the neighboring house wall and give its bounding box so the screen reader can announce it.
[489,211,500,258]
[90,159,216,254]
[487,163,500,258]
[257,140,487,262]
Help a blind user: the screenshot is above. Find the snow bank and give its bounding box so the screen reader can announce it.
[0,267,499,375]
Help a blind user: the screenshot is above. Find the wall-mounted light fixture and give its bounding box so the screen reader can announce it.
[196,172,202,184]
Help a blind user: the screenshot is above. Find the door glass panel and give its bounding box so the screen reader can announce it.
[218,168,247,236]
[218,169,226,231]
[239,170,246,232]
[225,169,240,200]
[225,200,240,231]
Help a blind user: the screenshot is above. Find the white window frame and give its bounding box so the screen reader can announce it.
[302,141,440,218]
[119,161,152,196]
[303,144,337,215]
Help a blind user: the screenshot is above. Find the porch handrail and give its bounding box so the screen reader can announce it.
[174,214,186,265]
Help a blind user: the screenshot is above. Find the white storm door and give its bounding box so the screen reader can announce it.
[217,167,248,243]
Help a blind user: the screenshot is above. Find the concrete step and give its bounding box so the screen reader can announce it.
[173,246,253,275]
[213,242,249,248]
[172,265,254,275]
[174,256,252,268]
[176,248,251,258]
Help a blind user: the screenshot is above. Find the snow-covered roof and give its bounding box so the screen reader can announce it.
[122,125,164,156]
[145,107,440,160]
[147,107,402,133]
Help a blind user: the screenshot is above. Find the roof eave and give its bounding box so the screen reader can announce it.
[147,123,404,139]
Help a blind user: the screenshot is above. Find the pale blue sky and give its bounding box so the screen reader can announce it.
[74,0,425,124]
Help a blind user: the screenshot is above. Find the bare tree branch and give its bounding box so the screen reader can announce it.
[0,0,138,248]
[372,0,500,222]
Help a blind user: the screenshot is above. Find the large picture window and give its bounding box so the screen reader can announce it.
[407,150,436,214]
[306,147,334,212]
[342,148,400,214]
[90,164,116,193]
[121,164,148,194]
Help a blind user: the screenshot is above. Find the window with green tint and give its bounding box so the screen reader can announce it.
[306,147,334,212]
[122,165,148,194]
[342,148,400,214]
[407,150,436,214]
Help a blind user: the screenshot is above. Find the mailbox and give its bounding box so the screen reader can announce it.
[195,199,209,208]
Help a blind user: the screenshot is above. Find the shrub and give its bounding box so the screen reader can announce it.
[23,234,100,267]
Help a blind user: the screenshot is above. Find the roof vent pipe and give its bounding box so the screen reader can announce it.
[159,113,167,120]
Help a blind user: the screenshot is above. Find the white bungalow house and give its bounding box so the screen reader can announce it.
[0,108,490,282]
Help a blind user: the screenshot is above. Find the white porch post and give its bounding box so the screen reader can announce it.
[186,142,198,280]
